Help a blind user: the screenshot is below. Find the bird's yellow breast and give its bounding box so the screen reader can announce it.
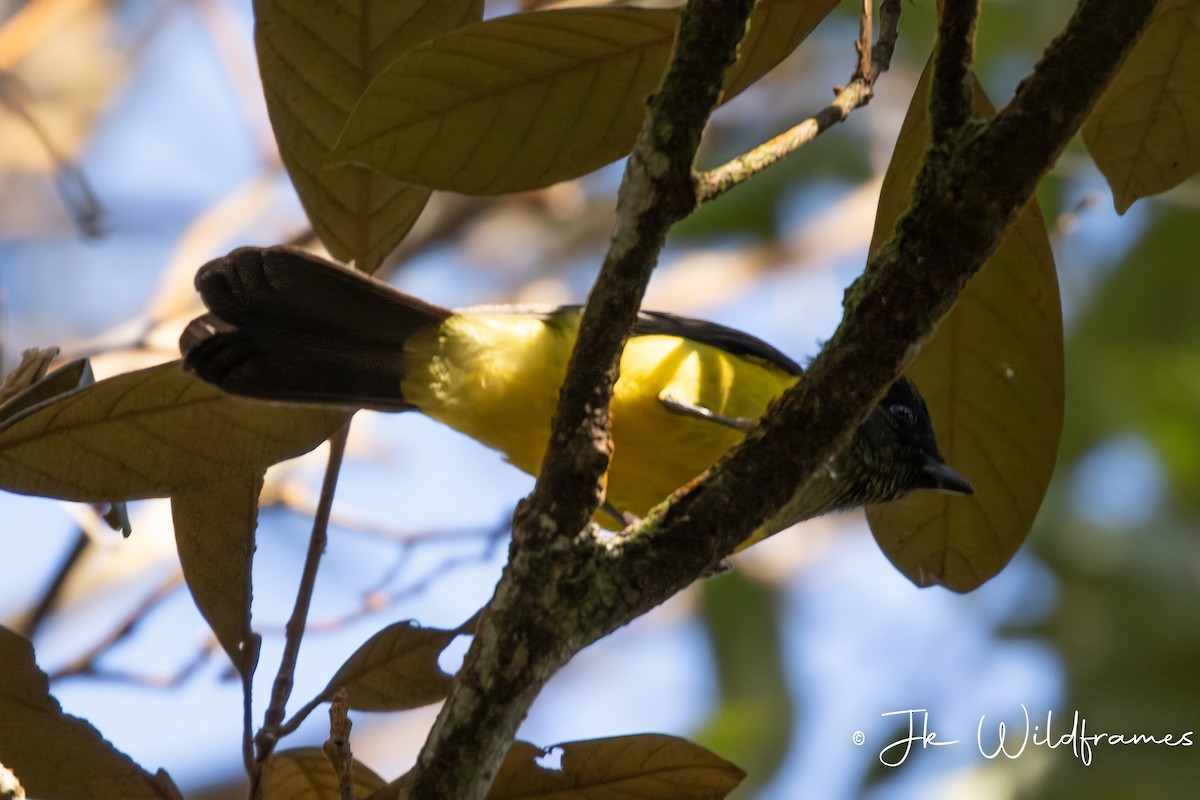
[400,310,798,521]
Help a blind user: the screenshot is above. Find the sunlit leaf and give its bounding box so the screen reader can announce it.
[865,61,1064,592]
[262,748,385,800]
[487,735,744,799]
[1083,0,1200,214]
[333,0,839,194]
[0,363,346,502]
[0,627,183,800]
[319,620,456,712]
[171,473,263,676]
[254,0,484,272]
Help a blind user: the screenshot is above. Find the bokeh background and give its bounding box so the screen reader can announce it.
[2,0,1198,797]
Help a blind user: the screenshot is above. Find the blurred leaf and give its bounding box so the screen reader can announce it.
[171,472,263,676]
[1062,207,1200,507]
[866,61,1064,592]
[0,362,346,502]
[0,355,85,419]
[262,748,385,800]
[1083,0,1200,214]
[694,572,791,797]
[254,0,484,272]
[0,627,183,800]
[319,620,456,712]
[333,0,839,194]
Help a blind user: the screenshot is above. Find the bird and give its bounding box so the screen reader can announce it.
[180,246,972,543]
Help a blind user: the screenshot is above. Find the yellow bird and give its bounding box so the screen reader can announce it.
[181,247,971,541]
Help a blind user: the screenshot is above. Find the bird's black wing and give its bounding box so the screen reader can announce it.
[632,309,803,376]
[463,304,804,376]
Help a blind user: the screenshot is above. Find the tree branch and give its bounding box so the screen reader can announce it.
[930,0,981,140]
[402,1,757,798]
[403,0,1159,796]
[698,0,901,204]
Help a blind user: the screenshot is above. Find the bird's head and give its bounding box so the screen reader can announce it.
[843,378,973,506]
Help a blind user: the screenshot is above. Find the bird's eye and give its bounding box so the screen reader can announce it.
[889,403,916,427]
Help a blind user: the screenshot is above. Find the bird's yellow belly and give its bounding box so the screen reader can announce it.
[401,313,796,523]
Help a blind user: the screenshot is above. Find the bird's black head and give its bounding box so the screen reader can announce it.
[841,378,973,507]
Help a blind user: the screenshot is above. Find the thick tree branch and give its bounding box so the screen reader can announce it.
[699,0,901,204]
[402,2,757,799]
[402,0,1159,796]
[931,0,980,140]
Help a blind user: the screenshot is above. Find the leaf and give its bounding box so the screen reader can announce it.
[320,621,456,712]
[865,60,1064,592]
[333,0,839,194]
[0,356,89,423]
[488,735,745,799]
[0,627,183,800]
[0,362,347,502]
[1083,0,1200,214]
[254,0,484,272]
[171,472,263,676]
[262,748,385,800]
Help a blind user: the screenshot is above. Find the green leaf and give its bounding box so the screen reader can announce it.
[1083,0,1200,214]
[865,61,1064,592]
[320,620,456,712]
[262,748,385,800]
[0,627,183,800]
[254,0,484,272]
[0,362,346,502]
[171,472,263,676]
[488,735,745,799]
[333,0,839,194]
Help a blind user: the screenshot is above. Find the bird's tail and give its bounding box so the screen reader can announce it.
[180,246,452,410]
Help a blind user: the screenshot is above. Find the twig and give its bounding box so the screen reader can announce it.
[697,0,901,204]
[930,0,980,140]
[19,529,89,638]
[323,689,356,800]
[855,0,873,81]
[251,421,352,795]
[47,575,184,681]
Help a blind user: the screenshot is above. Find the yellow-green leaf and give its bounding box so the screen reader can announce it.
[320,621,456,712]
[488,735,745,799]
[1083,0,1200,214]
[171,473,263,676]
[0,362,346,502]
[254,0,484,272]
[0,627,183,800]
[333,0,839,195]
[262,748,385,800]
[0,358,91,424]
[865,61,1064,592]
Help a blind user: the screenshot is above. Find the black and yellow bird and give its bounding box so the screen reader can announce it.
[181,247,971,544]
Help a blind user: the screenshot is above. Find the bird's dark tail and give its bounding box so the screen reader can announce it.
[180,246,452,410]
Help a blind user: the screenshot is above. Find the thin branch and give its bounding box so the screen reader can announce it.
[401,1,758,798]
[47,576,184,682]
[930,0,980,140]
[19,529,89,638]
[323,689,356,800]
[251,420,352,794]
[855,0,873,81]
[697,0,901,204]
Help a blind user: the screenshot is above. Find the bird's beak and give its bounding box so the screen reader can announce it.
[921,457,974,495]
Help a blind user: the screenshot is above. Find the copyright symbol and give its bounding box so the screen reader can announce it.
[852,730,866,746]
